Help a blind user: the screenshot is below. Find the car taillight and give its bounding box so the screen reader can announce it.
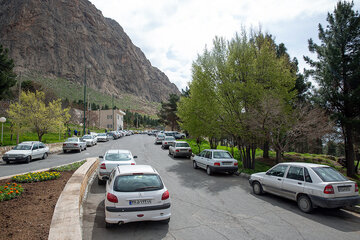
[162,190,169,200]
[131,163,135,165]
[164,142,167,144]
[74,144,78,146]
[214,162,220,166]
[176,149,179,152]
[63,144,66,146]
[234,162,238,166]
[107,193,118,203]
[189,149,192,152]
[355,183,359,192]
[324,184,334,194]
[100,163,106,169]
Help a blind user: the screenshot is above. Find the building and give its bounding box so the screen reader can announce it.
[88,109,126,130]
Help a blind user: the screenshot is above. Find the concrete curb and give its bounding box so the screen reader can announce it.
[236,171,360,214]
[48,158,99,240]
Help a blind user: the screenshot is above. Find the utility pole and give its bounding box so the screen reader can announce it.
[112,95,115,130]
[83,66,87,136]
[16,73,21,144]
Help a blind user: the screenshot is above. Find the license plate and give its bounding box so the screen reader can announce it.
[180,149,187,152]
[129,199,152,205]
[338,186,350,192]
[222,162,232,166]
[9,158,15,160]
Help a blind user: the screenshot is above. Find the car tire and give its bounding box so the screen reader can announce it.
[297,195,313,213]
[5,161,9,164]
[25,156,31,164]
[42,152,48,159]
[78,148,81,153]
[173,153,176,158]
[161,218,170,224]
[206,166,212,175]
[98,178,106,185]
[193,161,198,169]
[252,181,264,195]
[105,222,114,228]
[63,150,67,153]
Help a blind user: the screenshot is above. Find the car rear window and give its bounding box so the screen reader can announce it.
[312,167,347,182]
[213,151,232,159]
[165,137,175,141]
[66,138,78,142]
[113,174,164,192]
[105,153,131,161]
[176,143,190,147]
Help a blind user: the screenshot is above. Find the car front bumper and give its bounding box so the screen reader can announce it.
[310,195,360,208]
[105,203,171,224]
[209,166,238,173]
[2,156,28,162]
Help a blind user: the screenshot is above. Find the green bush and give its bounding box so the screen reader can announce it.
[0,182,24,201]
[12,171,61,183]
[50,160,86,172]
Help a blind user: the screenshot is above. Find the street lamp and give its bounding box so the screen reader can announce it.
[0,117,6,146]
[83,64,91,136]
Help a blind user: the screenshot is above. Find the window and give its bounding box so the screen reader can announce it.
[199,151,207,157]
[286,166,304,181]
[32,144,39,150]
[114,174,164,192]
[105,153,131,161]
[39,143,45,149]
[176,143,190,148]
[107,124,113,129]
[213,151,232,159]
[107,115,113,119]
[304,168,312,183]
[266,165,288,177]
[205,151,212,159]
[312,167,347,182]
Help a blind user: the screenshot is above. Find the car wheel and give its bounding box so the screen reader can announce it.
[173,153,177,158]
[105,222,114,228]
[25,156,31,164]
[161,218,170,224]
[98,178,106,185]
[193,161,198,169]
[42,152,48,159]
[206,166,212,175]
[297,195,313,213]
[252,181,264,195]
[63,150,67,153]
[5,161,9,164]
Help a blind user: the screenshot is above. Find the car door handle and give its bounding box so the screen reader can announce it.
[298,182,302,185]
[277,178,282,181]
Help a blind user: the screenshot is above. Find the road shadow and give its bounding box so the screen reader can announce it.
[89,176,106,194]
[251,192,360,233]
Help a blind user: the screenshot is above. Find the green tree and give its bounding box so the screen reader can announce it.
[7,91,70,141]
[158,94,180,130]
[0,45,17,99]
[304,1,360,177]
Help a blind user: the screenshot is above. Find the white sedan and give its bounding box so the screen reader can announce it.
[2,141,49,164]
[249,162,360,213]
[105,165,171,228]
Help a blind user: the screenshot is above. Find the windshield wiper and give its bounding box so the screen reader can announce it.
[135,186,160,191]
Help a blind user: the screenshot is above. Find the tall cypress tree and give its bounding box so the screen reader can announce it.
[304,1,360,177]
[0,45,17,99]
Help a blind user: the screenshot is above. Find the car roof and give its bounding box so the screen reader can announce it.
[279,162,329,168]
[19,141,38,145]
[202,149,229,152]
[116,165,157,175]
[106,149,131,154]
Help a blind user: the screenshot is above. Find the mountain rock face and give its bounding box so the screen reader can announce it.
[0,0,180,102]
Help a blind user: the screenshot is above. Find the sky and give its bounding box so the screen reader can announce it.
[90,0,359,92]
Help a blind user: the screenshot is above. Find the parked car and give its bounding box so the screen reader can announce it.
[161,136,176,149]
[81,134,97,146]
[104,165,171,228]
[63,137,86,153]
[97,133,109,142]
[249,162,360,213]
[2,141,49,164]
[98,149,137,185]
[169,141,192,158]
[192,149,238,175]
[174,132,186,139]
[155,133,166,144]
[164,131,176,137]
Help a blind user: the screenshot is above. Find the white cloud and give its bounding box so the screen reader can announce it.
[90,0,354,91]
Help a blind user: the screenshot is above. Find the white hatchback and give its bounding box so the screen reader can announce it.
[105,165,171,228]
[249,162,360,213]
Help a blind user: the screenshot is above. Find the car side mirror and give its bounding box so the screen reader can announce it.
[266,172,271,175]
[134,156,138,158]
[99,156,103,158]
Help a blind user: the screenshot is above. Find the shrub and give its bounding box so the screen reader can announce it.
[50,160,86,172]
[12,171,61,183]
[0,182,24,201]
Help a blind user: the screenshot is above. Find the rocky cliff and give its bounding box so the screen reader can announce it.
[0,0,180,102]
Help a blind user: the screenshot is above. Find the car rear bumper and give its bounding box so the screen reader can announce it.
[209,166,238,173]
[105,203,171,224]
[173,151,192,157]
[310,195,360,208]
[63,147,81,151]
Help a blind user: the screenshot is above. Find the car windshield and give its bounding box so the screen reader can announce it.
[114,174,163,192]
[13,144,32,150]
[105,153,131,161]
[176,143,190,147]
[165,137,175,141]
[66,138,78,142]
[82,135,92,139]
[213,151,232,159]
[98,133,106,136]
[157,134,165,138]
[312,167,347,182]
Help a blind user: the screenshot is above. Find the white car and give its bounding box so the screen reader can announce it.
[192,149,238,175]
[105,165,171,228]
[98,149,137,185]
[249,162,360,213]
[81,135,97,146]
[2,141,49,164]
[63,137,86,153]
[169,141,192,158]
[97,133,109,142]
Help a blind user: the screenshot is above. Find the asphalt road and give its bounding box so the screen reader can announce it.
[0,138,121,178]
[82,135,360,240]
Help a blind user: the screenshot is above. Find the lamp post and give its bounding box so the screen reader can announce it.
[0,117,6,146]
[83,65,91,136]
